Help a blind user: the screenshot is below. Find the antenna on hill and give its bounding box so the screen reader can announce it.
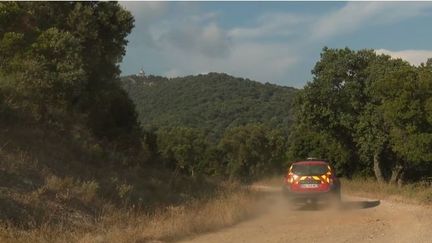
[137,67,145,77]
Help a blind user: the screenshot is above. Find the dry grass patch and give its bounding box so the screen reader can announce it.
[256,176,284,187]
[82,184,257,242]
[39,175,100,203]
[0,183,259,243]
[342,178,432,204]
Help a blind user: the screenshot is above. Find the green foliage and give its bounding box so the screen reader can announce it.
[219,124,288,180]
[150,124,288,180]
[286,125,351,176]
[86,84,142,148]
[156,127,208,176]
[121,73,296,180]
[290,47,432,182]
[2,1,429,185]
[293,48,381,175]
[375,64,432,165]
[0,2,141,148]
[122,72,297,141]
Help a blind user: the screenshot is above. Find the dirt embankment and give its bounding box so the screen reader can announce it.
[181,185,432,243]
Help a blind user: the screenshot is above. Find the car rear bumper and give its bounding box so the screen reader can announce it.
[282,185,340,202]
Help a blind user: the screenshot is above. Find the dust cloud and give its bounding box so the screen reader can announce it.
[183,185,432,243]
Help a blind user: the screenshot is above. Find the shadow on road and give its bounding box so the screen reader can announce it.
[340,200,381,210]
[295,200,381,211]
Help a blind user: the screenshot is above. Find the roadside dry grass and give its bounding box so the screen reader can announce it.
[256,176,285,187]
[0,183,259,243]
[341,178,432,205]
[81,183,258,243]
[0,123,262,243]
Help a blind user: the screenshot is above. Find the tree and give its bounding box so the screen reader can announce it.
[352,55,409,183]
[219,124,287,180]
[371,64,432,185]
[156,127,208,177]
[293,47,379,176]
[1,28,85,122]
[286,124,351,176]
[0,2,140,147]
[291,47,432,184]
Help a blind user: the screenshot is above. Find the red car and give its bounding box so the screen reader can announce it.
[283,159,341,203]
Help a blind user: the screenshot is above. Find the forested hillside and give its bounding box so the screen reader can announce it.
[120,50,432,185]
[121,73,297,140]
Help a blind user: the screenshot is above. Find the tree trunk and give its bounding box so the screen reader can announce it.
[191,167,195,178]
[170,167,180,188]
[390,164,404,185]
[397,170,406,187]
[373,151,385,183]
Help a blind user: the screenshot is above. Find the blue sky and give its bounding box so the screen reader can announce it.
[120,2,432,88]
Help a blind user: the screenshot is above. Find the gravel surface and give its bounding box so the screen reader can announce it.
[181,186,432,243]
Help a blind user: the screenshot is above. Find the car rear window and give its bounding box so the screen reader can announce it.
[292,164,329,176]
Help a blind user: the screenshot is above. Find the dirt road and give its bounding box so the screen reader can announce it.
[181,186,432,243]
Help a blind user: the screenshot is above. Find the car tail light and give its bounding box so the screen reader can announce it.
[287,172,296,184]
[285,173,292,184]
[292,174,299,184]
[327,170,333,184]
[320,175,328,184]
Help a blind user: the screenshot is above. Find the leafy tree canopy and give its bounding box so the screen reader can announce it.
[122,72,297,141]
[0,2,141,147]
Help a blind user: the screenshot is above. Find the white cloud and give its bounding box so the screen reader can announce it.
[229,13,310,40]
[376,49,432,66]
[312,2,432,40]
[155,41,298,83]
[227,2,432,43]
[164,69,183,78]
[189,12,219,23]
[220,43,298,82]
[119,2,167,20]
[120,2,169,49]
[146,10,302,82]
[199,23,232,57]
[157,21,231,58]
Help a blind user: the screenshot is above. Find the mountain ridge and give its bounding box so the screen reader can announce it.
[121,72,298,139]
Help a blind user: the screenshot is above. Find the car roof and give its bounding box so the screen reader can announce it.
[292,160,329,165]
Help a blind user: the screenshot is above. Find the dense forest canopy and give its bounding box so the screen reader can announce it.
[120,73,297,179]
[0,2,142,150]
[121,73,297,141]
[288,48,432,184]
